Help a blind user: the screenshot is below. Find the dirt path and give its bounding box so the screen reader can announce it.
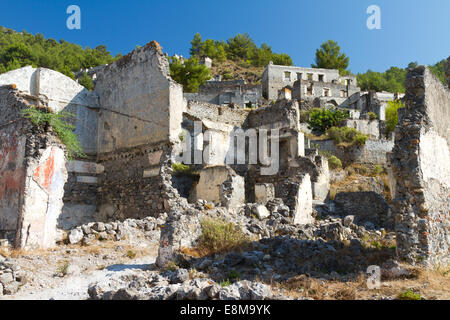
[3,255,156,300]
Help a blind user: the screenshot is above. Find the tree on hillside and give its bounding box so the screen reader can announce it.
[169,57,211,93]
[188,33,292,67]
[0,27,118,86]
[226,33,257,61]
[190,33,203,56]
[312,40,350,75]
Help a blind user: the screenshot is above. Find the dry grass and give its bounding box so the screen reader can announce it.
[329,164,391,200]
[275,264,450,300]
[210,60,263,84]
[185,218,250,258]
[306,133,329,141]
[0,247,54,259]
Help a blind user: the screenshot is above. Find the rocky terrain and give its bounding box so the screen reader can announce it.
[1,195,448,300]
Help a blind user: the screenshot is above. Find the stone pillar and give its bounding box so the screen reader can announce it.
[390,66,450,266]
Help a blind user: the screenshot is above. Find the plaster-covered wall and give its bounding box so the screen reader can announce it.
[20,146,67,249]
[0,122,26,242]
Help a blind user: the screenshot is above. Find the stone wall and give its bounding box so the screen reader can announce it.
[342,119,383,139]
[248,167,313,225]
[262,63,348,100]
[0,86,68,248]
[94,41,184,157]
[195,165,245,208]
[0,66,99,155]
[313,138,394,166]
[97,144,172,221]
[184,80,262,108]
[390,66,450,266]
[58,160,104,230]
[93,41,186,221]
[0,87,27,243]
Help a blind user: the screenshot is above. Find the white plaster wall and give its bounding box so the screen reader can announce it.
[0,66,37,94]
[344,119,381,138]
[419,131,450,189]
[293,174,313,224]
[20,146,67,249]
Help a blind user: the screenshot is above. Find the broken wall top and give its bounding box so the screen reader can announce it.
[247,99,300,131]
[403,66,450,145]
[0,66,98,112]
[94,41,185,157]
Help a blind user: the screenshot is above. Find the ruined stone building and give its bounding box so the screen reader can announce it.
[262,62,359,104]
[0,41,326,250]
[0,41,448,267]
[184,80,262,109]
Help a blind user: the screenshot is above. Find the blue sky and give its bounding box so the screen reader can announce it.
[1,0,449,73]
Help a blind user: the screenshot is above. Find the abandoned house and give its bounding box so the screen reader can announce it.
[0,42,448,268]
[0,41,326,250]
[184,79,262,109]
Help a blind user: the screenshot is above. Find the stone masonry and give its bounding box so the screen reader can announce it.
[389,65,450,266]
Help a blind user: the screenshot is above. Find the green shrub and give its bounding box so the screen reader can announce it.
[397,289,422,300]
[328,155,342,170]
[367,112,378,120]
[163,261,179,272]
[372,164,384,176]
[326,126,368,147]
[197,218,248,255]
[307,108,349,133]
[222,71,234,80]
[385,100,403,137]
[78,72,94,90]
[172,163,193,175]
[228,270,240,281]
[57,261,70,276]
[220,279,231,287]
[21,106,85,160]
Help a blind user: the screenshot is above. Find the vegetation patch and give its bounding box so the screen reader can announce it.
[367,112,378,120]
[397,289,422,300]
[197,217,249,256]
[326,126,368,147]
[307,108,350,133]
[385,100,403,137]
[172,163,194,175]
[21,106,85,160]
[328,155,343,170]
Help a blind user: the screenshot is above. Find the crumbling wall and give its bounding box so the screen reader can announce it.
[313,138,394,166]
[59,160,103,229]
[195,165,245,208]
[343,119,382,139]
[20,145,67,248]
[94,41,185,220]
[0,87,27,242]
[249,167,313,225]
[185,80,262,108]
[0,86,68,248]
[390,66,450,266]
[95,41,183,155]
[0,66,99,155]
